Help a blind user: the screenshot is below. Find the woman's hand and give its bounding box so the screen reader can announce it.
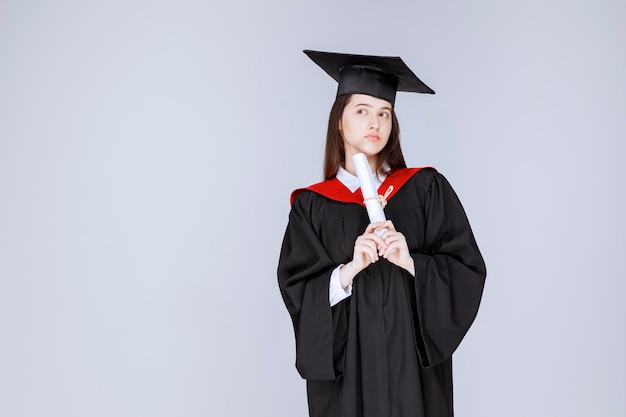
[339,221,386,288]
[378,220,415,276]
[339,221,415,288]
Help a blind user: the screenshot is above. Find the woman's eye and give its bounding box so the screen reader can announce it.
[380,112,389,118]
[358,109,366,115]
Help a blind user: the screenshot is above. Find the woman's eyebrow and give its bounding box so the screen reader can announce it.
[354,103,392,111]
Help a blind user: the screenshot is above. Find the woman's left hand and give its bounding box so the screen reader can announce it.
[377,220,416,277]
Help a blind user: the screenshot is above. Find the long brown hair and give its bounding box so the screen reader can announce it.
[323,94,407,180]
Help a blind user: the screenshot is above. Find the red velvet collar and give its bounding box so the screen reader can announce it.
[290,167,434,206]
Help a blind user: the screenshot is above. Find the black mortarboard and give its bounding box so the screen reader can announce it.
[304,50,435,105]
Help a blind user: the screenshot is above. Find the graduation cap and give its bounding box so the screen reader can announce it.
[304,49,435,106]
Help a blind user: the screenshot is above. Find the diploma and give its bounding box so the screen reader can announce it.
[352,153,387,236]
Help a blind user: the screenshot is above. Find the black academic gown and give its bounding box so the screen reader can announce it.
[277,168,486,417]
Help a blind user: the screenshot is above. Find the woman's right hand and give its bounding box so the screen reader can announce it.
[339,222,387,289]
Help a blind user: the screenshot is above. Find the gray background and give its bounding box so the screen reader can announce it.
[1,0,625,416]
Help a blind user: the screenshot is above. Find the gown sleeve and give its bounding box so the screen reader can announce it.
[277,193,348,380]
[410,172,487,368]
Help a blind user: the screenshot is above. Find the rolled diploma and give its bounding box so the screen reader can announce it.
[352,153,387,236]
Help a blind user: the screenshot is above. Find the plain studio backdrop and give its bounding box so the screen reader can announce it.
[1,1,624,416]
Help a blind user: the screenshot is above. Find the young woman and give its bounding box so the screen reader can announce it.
[278,50,486,417]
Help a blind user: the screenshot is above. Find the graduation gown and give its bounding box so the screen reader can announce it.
[277,168,486,417]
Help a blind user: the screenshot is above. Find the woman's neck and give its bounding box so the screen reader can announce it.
[343,153,378,176]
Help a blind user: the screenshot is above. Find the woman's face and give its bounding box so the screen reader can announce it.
[339,94,393,161]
